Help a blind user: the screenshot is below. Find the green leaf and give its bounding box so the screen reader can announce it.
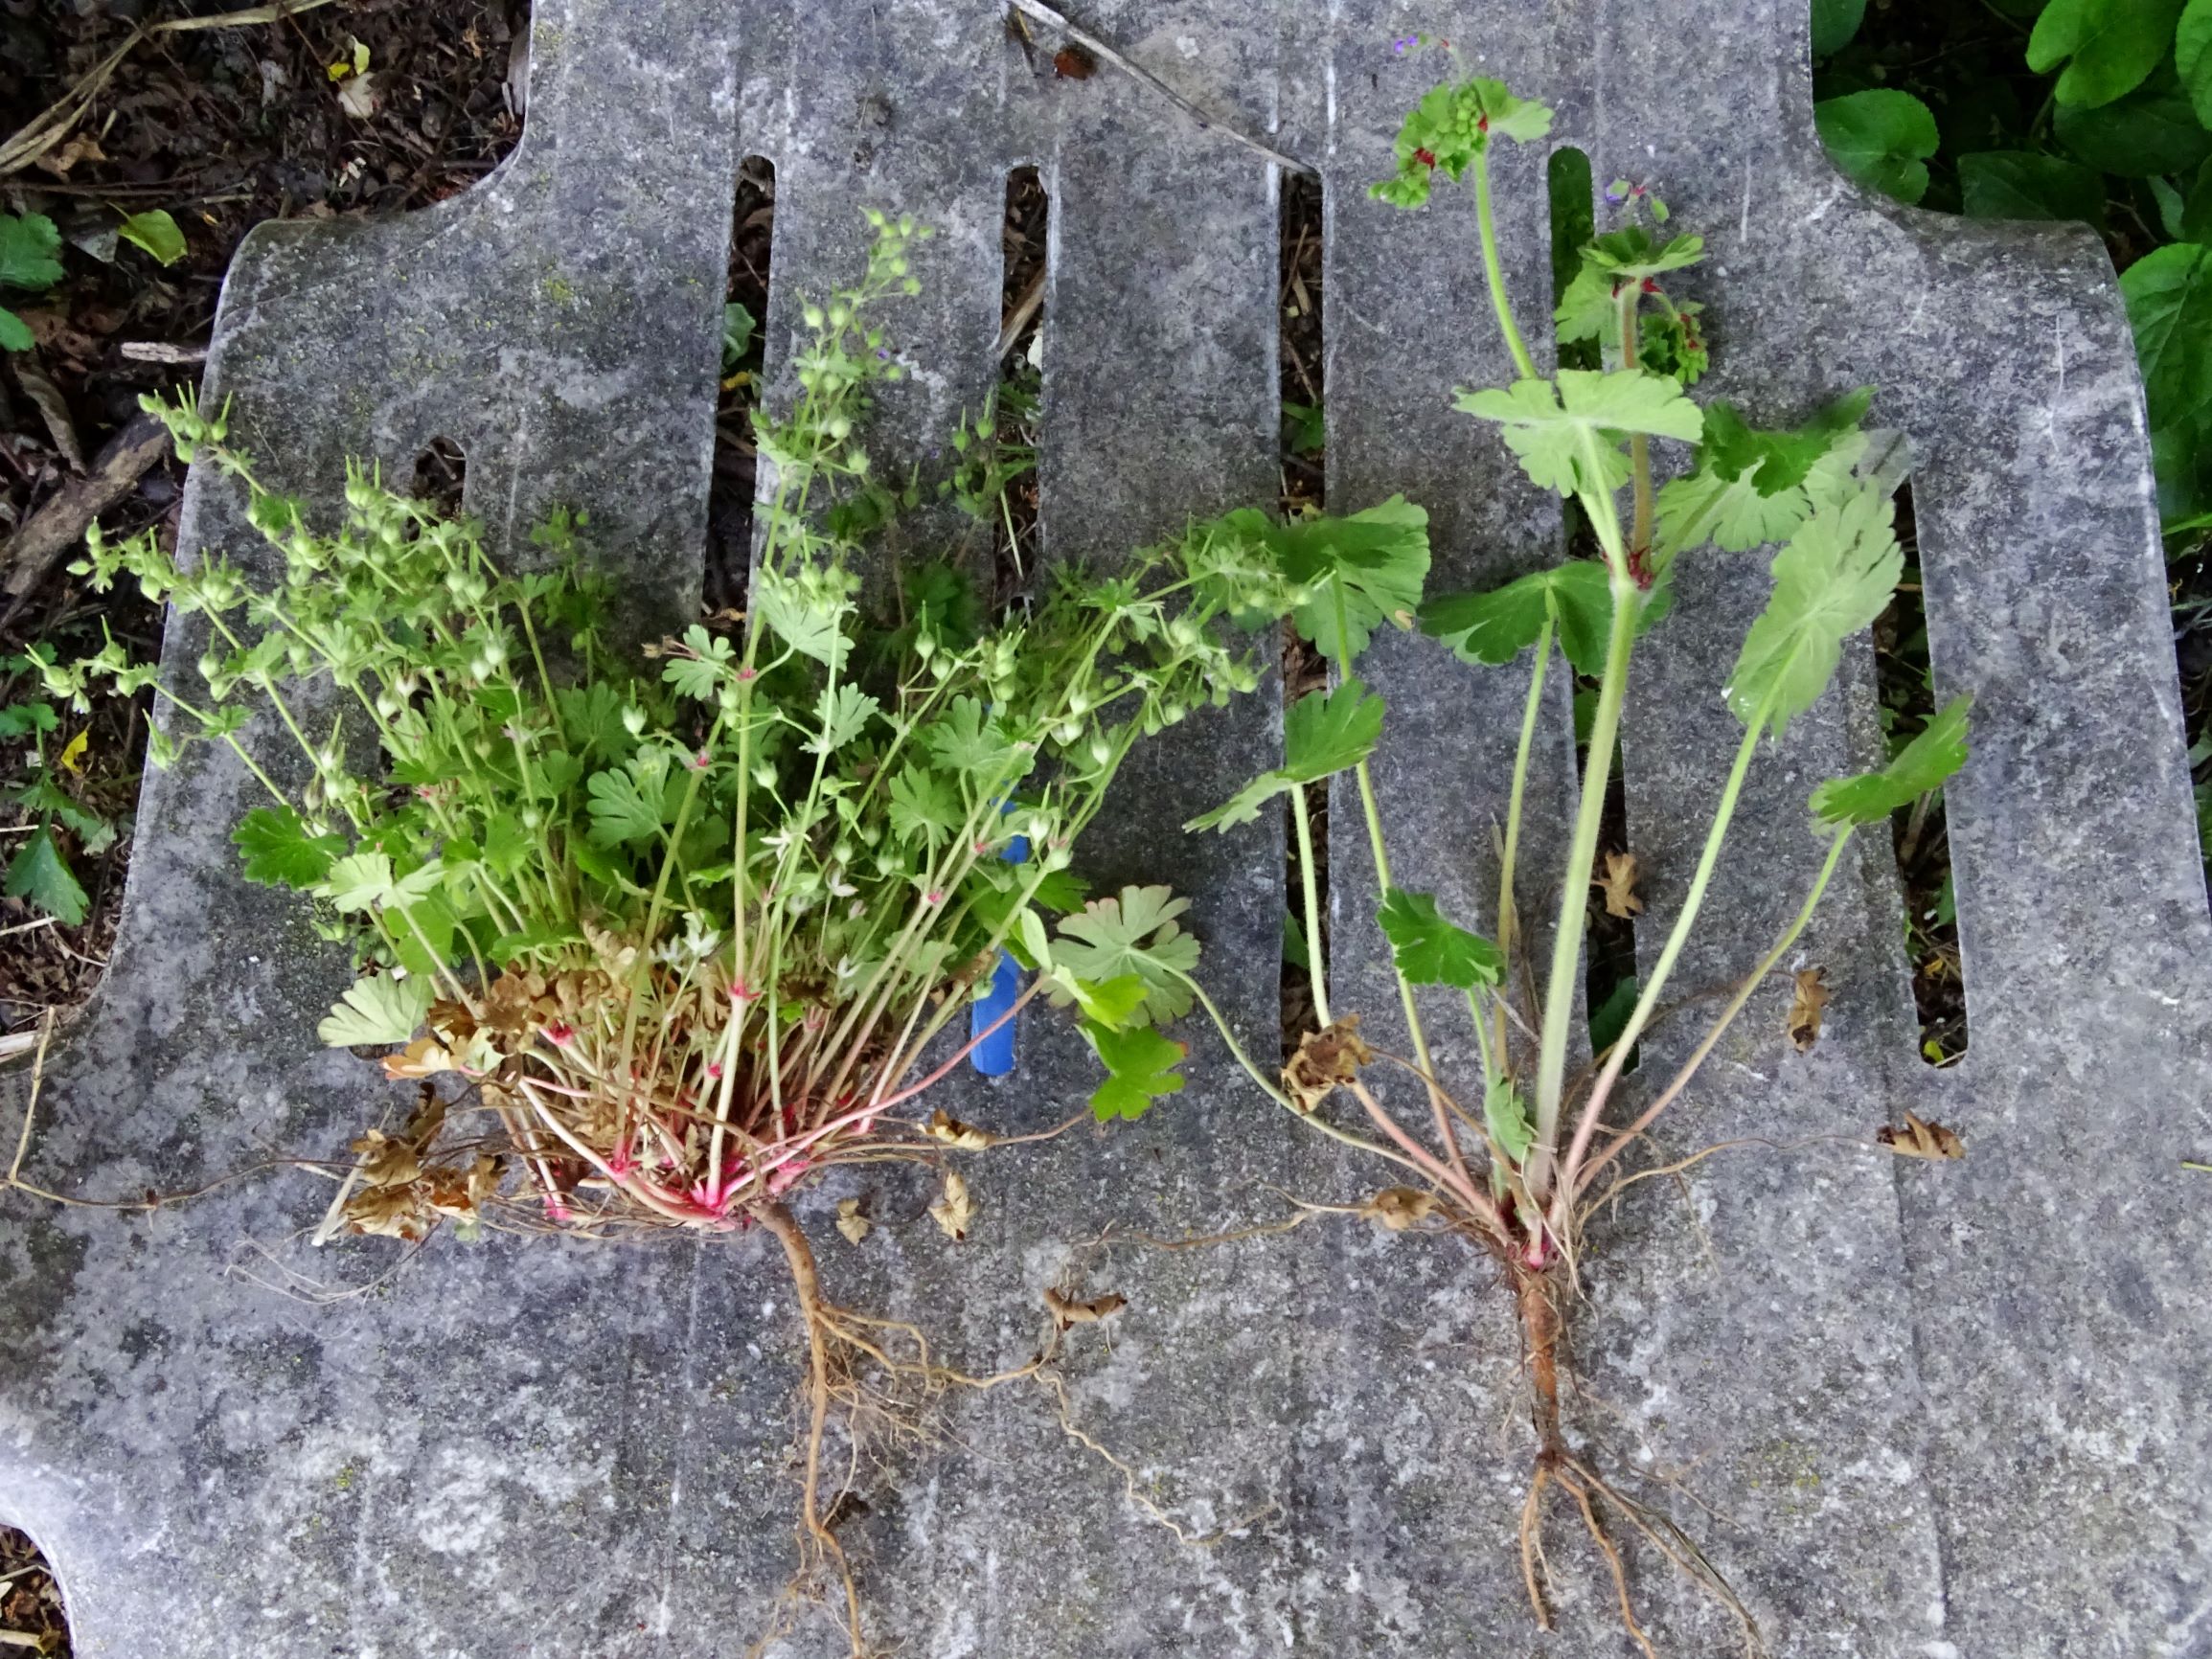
[1589,974,1640,1056]
[754,567,850,670]
[1553,261,1616,344]
[2182,157,2212,239]
[1810,695,1973,830]
[1581,228,1706,281]
[1455,370,1703,502]
[1274,495,1432,664]
[233,806,346,889]
[2181,0,2212,124]
[316,972,431,1048]
[920,693,1026,780]
[0,307,32,353]
[2026,0,2183,107]
[1815,90,1940,203]
[2121,241,2212,431]
[1378,888,1504,989]
[0,213,63,294]
[1812,0,1868,55]
[1083,1020,1187,1123]
[116,210,186,266]
[1058,970,1150,1033]
[887,763,961,849]
[806,682,881,756]
[1421,559,1621,673]
[2053,68,2212,173]
[0,699,57,739]
[4,824,88,924]
[662,624,736,701]
[1655,393,1875,557]
[1725,480,1904,738]
[324,851,396,912]
[1185,678,1385,832]
[1958,150,2109,224]
[1051,886,1199,1024]
[721,301,756,370]
[584,767,663,847]
[1484,1078,1536,1164]
[556,681,632,764]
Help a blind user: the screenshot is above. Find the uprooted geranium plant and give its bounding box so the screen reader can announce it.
[38,214,1318,1656]
[1176,67,1973,1656]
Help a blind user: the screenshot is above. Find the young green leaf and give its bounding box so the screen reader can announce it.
[1054,970,1150,1033]
[116,210,187,266]
[1273,495,1431,664]
[1185,678,1385,832]
[4,824,89,925]
[1051,886,1199,1023]
[1421,560,1618,673]
[2121,242,2212,433]
[1378,888,1504,989]
[920,693,1027,780]
[1553,261,1617,345]
[1484,1077,1537,1164]
[0,213,63,294]
[1455,370,1703,502]
[234,806,347,889]
[2026,0,2181,109]
[317,972,431,1048]
[1083,1020,1188,1122]
[1814,89,1939,203]
[1810,695,1973,830]
[1725,478,1904,738]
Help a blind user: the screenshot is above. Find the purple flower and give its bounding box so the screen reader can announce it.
[1392,34,1418,54]
[1604,181,1629,204]
[877,347,890,359]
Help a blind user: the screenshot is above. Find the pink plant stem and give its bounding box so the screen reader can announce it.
[1348,1079,1498,1230]
[518,1079,704,1225]
[868,979,1044,1114]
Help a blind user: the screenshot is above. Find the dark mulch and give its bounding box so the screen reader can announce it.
[0,1522,69,1656]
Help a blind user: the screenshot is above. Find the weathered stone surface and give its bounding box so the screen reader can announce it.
[2,0,2205,1655]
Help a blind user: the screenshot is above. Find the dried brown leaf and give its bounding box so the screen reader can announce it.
[1360,1187,1438,1231]
[1282,1015,1374,1113]
[381,1034,453,1080]
[1878,1112,1964,1161]
[1044,1285,1128,1328]
[1596,851,1643,919]
[349,1128,421,1190]
[343,1182,430,1240]
[924,1107,996,1151]
[1787,966,1832,1053]
[835,1196,872,1245]
[928,1170,975,1240]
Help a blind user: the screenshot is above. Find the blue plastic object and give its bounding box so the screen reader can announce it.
[969,825,1030,1077]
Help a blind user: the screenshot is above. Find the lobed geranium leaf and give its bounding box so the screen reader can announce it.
[234,805,347,889]
[1485,1078,1536,1164]
[1378,888,1504,989]
[1051,885,1199,1024]
[807,683,881,757]
[1654,391,1875,558]
[1274,495,1431,664]
[584,768,663,847]
[1724,478,1904,738]
[1083,1019,1187,1122]
[1456,370,1703,503]
[317,972,431,1048]
[1421,560,1621,673]
[887,763,960,849]
[1810,695,1973,830]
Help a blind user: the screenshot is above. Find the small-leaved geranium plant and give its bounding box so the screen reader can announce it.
[1177,64,1973,1653]
[43,214,1314,1656]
